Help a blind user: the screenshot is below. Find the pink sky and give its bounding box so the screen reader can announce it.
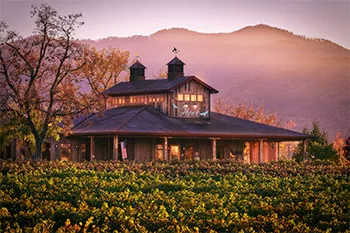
[0,0,349,48]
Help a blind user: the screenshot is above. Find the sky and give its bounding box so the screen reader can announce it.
[0,0,349,48]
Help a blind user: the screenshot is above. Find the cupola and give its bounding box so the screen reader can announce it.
[167,56,185,80]
[129,60,146,82]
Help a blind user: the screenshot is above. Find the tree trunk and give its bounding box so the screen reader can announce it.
[23,141,32,159]
[32,138,43,161]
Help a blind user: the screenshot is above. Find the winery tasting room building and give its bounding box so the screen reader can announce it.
[1,55,310,162]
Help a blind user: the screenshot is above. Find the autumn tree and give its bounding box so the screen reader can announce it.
[214,99,295,129]
[0,4,89,160]
[79,46,129,111]
[153,67,168,79]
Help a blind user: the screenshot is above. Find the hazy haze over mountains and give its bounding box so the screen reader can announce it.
[82,24,350,139]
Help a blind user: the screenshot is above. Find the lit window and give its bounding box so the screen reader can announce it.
[191,94,196,101]
[178,94,183,101]
[197,94,203,102]
[155,144,164,160]
[184,94,190,101]
[156,97,160,102]
[118,98,122,104]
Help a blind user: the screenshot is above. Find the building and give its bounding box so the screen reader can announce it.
[41,55,310,162]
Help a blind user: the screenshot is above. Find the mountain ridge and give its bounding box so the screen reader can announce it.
[82,24,349,51]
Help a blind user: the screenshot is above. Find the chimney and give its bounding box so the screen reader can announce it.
[129,60,146,82]
[167,56,185,79]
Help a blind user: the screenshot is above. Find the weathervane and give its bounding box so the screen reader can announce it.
[172,47,180,56]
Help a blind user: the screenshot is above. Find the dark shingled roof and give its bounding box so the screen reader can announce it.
[103,76,219,96]
[129,60,146,69]
[71,106,310,140]
[167,56,185,65]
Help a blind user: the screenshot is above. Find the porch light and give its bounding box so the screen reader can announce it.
[193,104,198,110]
[183,103,188,109]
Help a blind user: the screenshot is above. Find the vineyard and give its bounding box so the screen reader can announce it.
[0,160,349,232]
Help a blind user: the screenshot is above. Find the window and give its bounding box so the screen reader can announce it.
[191,94,196,101]
[170,145,180,160]
[155,144,164,160]
[178,94,184,101]
[197,94,203,102]
[184,94,190,101]
[60,144,71,161]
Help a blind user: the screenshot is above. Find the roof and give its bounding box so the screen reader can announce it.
[103,76,219,96]
[129,60,146,69]
[71,105,310,140]
[167,56,185,65]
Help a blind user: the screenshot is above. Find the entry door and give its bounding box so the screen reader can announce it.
[170,145,180,160]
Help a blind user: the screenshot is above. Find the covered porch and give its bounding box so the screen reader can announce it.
[49,135,307,163]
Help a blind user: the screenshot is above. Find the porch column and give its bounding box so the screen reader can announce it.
[113,135,119,160]
[277,142,280,161]
[212,138,217,160]
[164,137,168,160]
[90,136,95,161]
[259,139,264,163]
[303,139,307,160]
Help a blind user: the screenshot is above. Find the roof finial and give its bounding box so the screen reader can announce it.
[172,47,180,56]
[135,53,140,61]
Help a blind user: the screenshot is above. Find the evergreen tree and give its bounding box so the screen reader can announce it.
[293,122,339,162]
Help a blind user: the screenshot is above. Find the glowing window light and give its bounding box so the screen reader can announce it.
[197,94,203,102]
[191,94,196,101]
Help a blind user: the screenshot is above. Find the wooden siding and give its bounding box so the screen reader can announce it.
[250,141,260,163]
[95,137,113,161]
[133,138,153,162]
[167,80,210,119]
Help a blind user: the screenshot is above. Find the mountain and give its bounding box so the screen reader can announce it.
[81,24,350,139]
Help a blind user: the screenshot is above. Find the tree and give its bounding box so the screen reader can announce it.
[333,132,344,157]
[0,4,89,160]
[293,122,339,162]
[153,67,167,79]
[214,100,295,129]
[79,46,129,111]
